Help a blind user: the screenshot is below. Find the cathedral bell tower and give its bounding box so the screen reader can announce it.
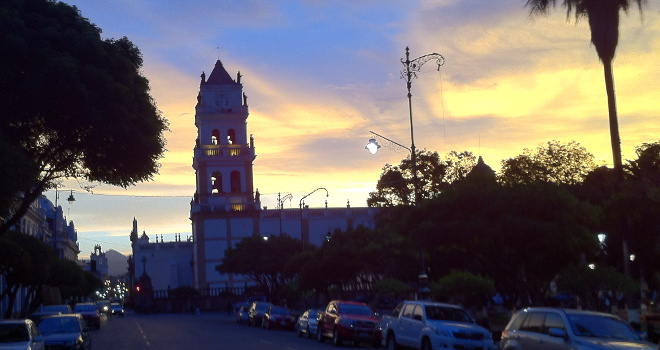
[190,60,260,289]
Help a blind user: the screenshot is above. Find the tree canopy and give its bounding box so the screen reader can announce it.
[0,0,168,234]
[499,140,597,185]
[367,150,476,207]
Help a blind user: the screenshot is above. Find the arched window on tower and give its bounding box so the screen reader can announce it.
[211,171,222,194]
[227,129,236,145]
[230,171,241,193]
[211,129,220,145]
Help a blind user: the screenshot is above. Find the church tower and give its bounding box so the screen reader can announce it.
[190,60,260,289]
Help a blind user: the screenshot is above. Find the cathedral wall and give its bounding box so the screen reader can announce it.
[203,219,228,238]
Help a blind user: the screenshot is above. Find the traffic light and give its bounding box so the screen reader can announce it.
[135,285,141,293]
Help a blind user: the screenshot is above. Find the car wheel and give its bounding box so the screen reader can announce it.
[387,334,399,350]
[317,326,325,343]
[333,328,342,346]
[297,324,303,337]
[265,320,270,330]
[306,326,312,339]
[421,338,432,350]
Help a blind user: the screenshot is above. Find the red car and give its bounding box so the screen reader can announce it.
[262,306,296,330]
[317,300,382,347]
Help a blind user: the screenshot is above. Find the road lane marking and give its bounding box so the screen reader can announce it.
[134,320,151,348]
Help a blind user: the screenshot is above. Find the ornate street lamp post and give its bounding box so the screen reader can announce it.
[299,188,328,250]
[367,47,444,299]
[402,46,444,206]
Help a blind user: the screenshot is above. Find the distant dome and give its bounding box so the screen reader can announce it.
[466,156,496,184]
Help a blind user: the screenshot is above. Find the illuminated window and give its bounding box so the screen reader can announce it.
[211,171,222,194]
[230,171,241,193]
[227,129,236,144]
[211,129,220,145]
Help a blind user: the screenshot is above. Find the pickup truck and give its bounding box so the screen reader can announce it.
[317,300,382,347]
[381,300,495,350]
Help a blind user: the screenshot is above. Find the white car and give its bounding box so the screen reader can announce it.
[0,319,44,350]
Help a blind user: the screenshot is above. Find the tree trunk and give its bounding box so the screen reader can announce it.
[3,285,19,319]
[603,59,634,288]
[602,59,623,183]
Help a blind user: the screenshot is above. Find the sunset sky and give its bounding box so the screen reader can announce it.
[48,0,660,256]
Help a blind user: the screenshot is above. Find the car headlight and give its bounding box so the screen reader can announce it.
[433,328,451,337]
[375,322,382,330]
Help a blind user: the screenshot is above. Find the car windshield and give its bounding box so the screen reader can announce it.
[74,305,95,312]
[425,306,473,323]
[256,304,270,311]
[339,304,373,316]
[270,307,290,315]
[38,317,80,334]
[0,324,29,342]
[38,305,67,313]
[567,314,641,340]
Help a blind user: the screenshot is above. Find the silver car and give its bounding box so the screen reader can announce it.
[501,307,655,350]
[296,309,321,338]
[0,319,44,350]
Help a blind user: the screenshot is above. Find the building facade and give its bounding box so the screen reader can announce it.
[130,218,193,291]
[189,60,376,290]
[1,193,80,317]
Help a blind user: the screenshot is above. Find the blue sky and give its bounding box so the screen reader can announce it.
[50,0,660,256]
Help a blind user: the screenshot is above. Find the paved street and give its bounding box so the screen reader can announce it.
[91,311,380,350]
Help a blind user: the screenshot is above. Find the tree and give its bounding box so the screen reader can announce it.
[217,235,305,300]
[0,230,57,318]
[625,140,660,187]
[430,270,495,310]
[367,150,476,207]
[499,140,597,185]
[411,181,599,308]
[525,0,646,183]
[0,0,168,234]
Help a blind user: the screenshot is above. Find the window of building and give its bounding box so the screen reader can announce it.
[211,171,222,194]
[211,129,220,145]
[230,171,241,193]
[227,129,236,144]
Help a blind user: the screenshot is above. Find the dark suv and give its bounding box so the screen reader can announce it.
[500,307,654,350]
[73,302,101,330]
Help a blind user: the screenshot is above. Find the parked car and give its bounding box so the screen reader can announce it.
[28,311,62,326]
[262,306,296,330]
[35,305,72,314]
[73,303,100,330]
[38,314,90,350]
[0,319,44,350]
[296,309,321,339]
[236,305,249,324]
[29,304,72,325]
[247,301,273,327]
[110,303,125,317]
[501,307,656,350]
[381,300,494,350]
[317,300,382,347]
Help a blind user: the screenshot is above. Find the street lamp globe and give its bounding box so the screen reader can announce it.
[67,190,76,204]
[365,138,381,155]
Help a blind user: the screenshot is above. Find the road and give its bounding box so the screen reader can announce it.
[91,311,380,350]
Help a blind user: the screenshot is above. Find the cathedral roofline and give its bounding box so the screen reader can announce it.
[204,60,239,85]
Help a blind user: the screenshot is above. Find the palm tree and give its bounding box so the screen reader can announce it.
[525,0,646,183]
